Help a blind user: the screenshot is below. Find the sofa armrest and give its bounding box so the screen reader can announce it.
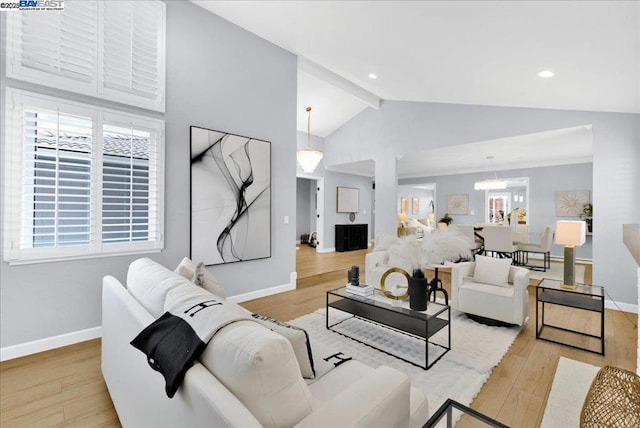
[295,366,411,428]
[450,262,475,310]
[510,266,530,292]
[509,266,531,326]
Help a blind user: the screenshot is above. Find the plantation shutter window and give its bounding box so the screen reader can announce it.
[4,89,164,264]
[102,1,165,105]
[12,1,98,92]
[6,0,166,112]
[23,109,93,249]
[101,121,160,246]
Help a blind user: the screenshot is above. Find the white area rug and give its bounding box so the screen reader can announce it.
[540,357,600,428]
[289,307,521,414]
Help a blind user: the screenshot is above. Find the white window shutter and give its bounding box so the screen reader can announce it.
[101,1,166,111]
[6,0,165,113]
[7,2,98,93]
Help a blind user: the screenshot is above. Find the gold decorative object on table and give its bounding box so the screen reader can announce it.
[380,267,410,300]
[580,365,640,427]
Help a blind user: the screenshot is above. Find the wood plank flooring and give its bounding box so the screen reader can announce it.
[0,245,636,427]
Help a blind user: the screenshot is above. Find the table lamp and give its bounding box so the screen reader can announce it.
[397,212,407,226]
[554,221,586,289]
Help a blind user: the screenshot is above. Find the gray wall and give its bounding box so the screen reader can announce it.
[401,163,593,259]
[327,100,639,305]
[321,172,373,250]
[295,131,374,250]
[397,185,435,220]
[0,2,297,348]
[296,178,312,239]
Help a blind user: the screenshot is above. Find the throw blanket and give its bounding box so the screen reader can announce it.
[131,285,252,398]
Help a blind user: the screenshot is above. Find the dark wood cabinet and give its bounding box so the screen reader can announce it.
[335,224,368,252]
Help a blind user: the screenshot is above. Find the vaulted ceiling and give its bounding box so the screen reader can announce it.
[194,1,638,175]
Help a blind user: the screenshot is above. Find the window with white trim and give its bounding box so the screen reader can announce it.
[6,0,166,112]
[3,89,164,264]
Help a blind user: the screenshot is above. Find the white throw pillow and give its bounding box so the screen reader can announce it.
[174,256,199,282]
[472,255,512,287]
[405,218,421,228]
[200,320,313,428]
[251,314,315,379]
[195,262,226,298]
[173,257,226,298]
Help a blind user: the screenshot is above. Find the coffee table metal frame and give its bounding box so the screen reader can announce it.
[326,287,450,370]
[535,278,605,355]
[423,398,508,428]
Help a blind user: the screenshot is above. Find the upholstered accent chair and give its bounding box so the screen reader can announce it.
[451,255,530,326]
[516,226,553,271]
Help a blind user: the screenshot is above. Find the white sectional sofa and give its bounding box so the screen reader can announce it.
[102,258,428,427]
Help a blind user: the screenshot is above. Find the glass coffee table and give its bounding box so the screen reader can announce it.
[326,286,450,370]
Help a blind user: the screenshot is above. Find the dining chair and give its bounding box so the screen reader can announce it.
[482,226,518,262]
[516,226,553,271]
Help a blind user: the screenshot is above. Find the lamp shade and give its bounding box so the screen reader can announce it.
[397,212,407,222]
[297,149,323,173]
[554,221,586,246]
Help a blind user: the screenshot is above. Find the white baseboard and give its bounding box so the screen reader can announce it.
[227,273,297,303]
[605,300,637,313]
[316,247,335,254]
[0,326,102,362]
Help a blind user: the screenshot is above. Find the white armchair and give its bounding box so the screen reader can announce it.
[451,256,530,326]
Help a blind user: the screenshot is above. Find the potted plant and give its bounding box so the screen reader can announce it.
[580,203,593,233]
[438,212,453,226]
[517,208,527,223]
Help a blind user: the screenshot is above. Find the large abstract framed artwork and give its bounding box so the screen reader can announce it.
[190,126,271,265]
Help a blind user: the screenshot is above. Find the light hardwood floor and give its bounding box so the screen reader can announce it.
[1,246,636,427]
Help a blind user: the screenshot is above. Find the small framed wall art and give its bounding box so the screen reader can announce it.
[401,197,409,213]
[447,194,469,215]
[412,197,419,214]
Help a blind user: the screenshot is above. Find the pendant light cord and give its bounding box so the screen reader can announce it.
[306,107,312,149]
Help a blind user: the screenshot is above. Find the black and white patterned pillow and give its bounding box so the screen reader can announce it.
[251,314,316,379]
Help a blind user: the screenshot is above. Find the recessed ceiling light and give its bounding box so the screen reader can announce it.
[368,73,377,79]
[486,155,495,160]
[538,70,554,78]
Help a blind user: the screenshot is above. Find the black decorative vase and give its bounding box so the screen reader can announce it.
[409,269,428,311]
[347,266,359,286]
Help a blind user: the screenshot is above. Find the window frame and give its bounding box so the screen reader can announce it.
[3,88,165,265]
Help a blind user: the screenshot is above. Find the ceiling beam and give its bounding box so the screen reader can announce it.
[298,56,381,109]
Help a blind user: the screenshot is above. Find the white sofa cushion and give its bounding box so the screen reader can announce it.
[473,255,511,287]
[200,320,313,428]
[174,257,226,298]
[461,278,515,298]
[127,258,192,318]
[251,314,316,379]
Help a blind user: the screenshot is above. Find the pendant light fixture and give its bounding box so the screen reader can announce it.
[297,107,323,173]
